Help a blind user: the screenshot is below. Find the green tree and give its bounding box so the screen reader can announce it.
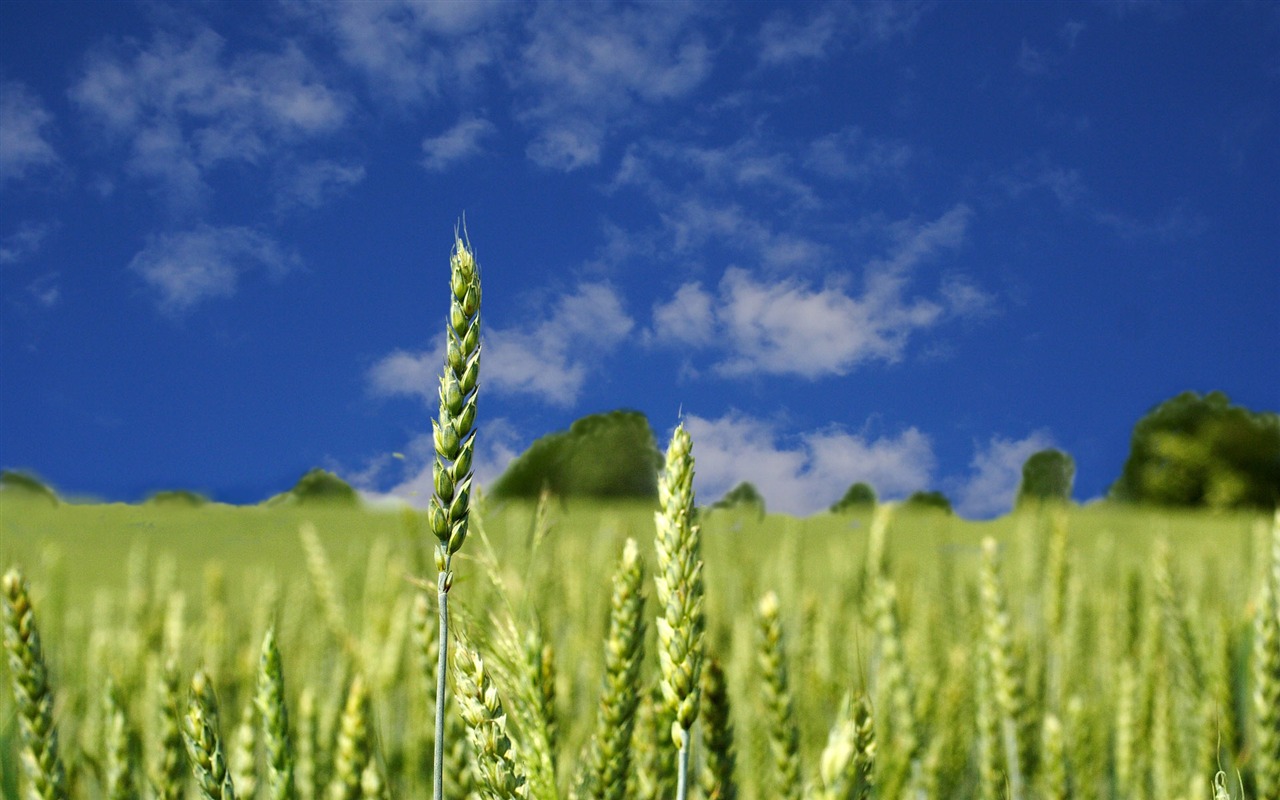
[146,489,210,507]
[712,481,766,519]
[1015,449,1075,508]
[0,470,58,506]
[265,468,360,506]
[1109,391,1280,510]
[830,482,877,513]
[904,490,952,514]
[489,410,662,500]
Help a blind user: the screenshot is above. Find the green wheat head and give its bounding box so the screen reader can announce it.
[654,422,705,748]
[2,567,67,800]
[429,232,482,591]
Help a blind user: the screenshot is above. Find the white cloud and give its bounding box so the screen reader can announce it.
[0,221,58,264]
[274,159,366,212]
[0,81,60,184]
[369,282,635,408]
[517,3,712,170]
[684,411,936,515]
[757,1,925,66]
[951,431,1055,519]
[421,116,497,171]
[650,205,985,378]
[70,28,348,207]
[128,225,301,314]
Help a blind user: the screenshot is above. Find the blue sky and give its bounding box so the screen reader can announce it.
[1,1,1276,517]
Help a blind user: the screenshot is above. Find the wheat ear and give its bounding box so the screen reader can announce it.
[587,537,648,800]
[654,422,705,800]
[429,231,482,800]
[1254,511,1280,800]
[757,590,802,800]
[103,677,137,800]
[152,657,187,800]
[453,642,529,799]
[979,537,1026,800]
[184,669,237,800]
[2,567,67,800]
[256,627,294,800]
[327,674,373,800]
[698,656,737,800]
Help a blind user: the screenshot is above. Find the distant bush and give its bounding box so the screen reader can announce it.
[830,481,877,513]
[265,468,360,506]
[711,481,766,519]
[489,409,662,500]
[904,490,953,514]
[0,470,59,506]
[146,489,210,508]
[1016,449,1075,508]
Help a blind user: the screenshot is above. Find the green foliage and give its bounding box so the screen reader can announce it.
[830,482,876,513]
[711,482,766,518]
[1110,390,1280,510]
[904,490,952,514]
[0,471,58,506]
[489,410,662,500]
[265,468,359,507]
[1015,449,1075,508]
[147,489,210,507]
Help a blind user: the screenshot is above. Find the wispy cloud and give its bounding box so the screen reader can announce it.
[0,221,58,264]
[301,0,508,106]
[684,411,936,515]
[757,1,926,67]
[950,431,1055,518]
[70,28,348,209]
[421,116,497,171]
[650,205,987,378]
[370,282,635,408]
[805,126,912,182]
[0,80,60,184]
[273,159,365,213]
[516,3,712,170]
[128,224,301,315]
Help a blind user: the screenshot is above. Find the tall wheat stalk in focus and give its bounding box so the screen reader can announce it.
[428,230,482,800]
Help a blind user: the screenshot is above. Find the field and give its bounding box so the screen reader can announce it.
[2,493,1276,799]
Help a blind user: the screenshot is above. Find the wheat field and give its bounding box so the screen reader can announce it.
[2,493,1276,800]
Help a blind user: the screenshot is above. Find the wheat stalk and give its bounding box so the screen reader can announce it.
[2,567,67,800]
[429,230,482,800]
[654,422,705,800]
